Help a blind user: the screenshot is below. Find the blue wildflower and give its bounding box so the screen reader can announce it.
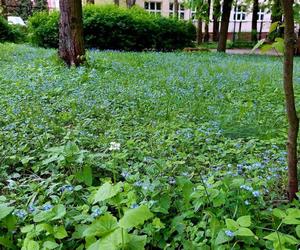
[252,191,260,197]
[240,185,253,191]
[225,230,235,237]
[61,185,74,192]
[42,204,53,211]
[130,204,139,209]
[28,204,35,213]
[121,171,130,179]
[91,208,102,218]
[168,177,176,185]
[14,210,27,219]
[244,200,250,205]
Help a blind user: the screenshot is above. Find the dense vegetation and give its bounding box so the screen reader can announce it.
[1,44,300,249]
[0,17,25,43]
[28,5,196,51]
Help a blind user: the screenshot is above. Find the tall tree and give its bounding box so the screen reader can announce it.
[197,17,203,44]
[174,0,179,19]
[59,0,85,66]
[251,0,259,42]
[204,0,211,42]
[281,0,299,201]
[86,0,95,3]
[212,0,221,42]
[217,0,233,52]
[126,0,135,8]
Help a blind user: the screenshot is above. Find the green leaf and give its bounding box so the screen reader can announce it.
[235,227,255,237]
[237,215,251,228]
[43,241,59,250]
[269,21,279,33]
[215,230,231,245]
[82,165,93,186]
[225,219,239,231]
[87,228,124,250]
[287,208,300,218]
[126,235,147,250]
[264,232,299,245]
[83,213,118,237]
[251,39,265,53]
[273,208,286,219]
[51,204,66,221]
[282,216,300,225]
[296,225,300,238]
[0,205,14,220]
[93,182,122,204]
[119,205,153,229]
[53,225,68,239]
[21,224,34,233]
[27,240,40,250]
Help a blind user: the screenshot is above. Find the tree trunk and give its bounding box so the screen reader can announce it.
[86,0,95,3]
[114,0,119,6]
[59,0,85,67]
[251,0,259,42]
[212,0,221,42]
[204,0,211,42]
[174,0,179,19]
[281,0,299,201]
[0,0,7,19]
[197,18,203,45]
[126,0,135,8]
[272,0,282,23]
[217,0,233,52]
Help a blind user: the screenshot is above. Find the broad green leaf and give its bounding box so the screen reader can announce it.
[119,205,153,229]
[269,21,279,33]
[215,230,231,245]
[51,204,66,221]
[287,208,300,218]
[264,232,298,245]
[93,182,122,204]
[54,225,68,239]
[125,235,147,250]
[36,223,53,234]
[43,241,59,250]
[83,213,118,237]
[225,219,239,231]
[273,208,286,219]
[21,225,34,233]
[33,210,55,223]
[0,205,14,220]
[27,240,40,250]
[82,165,93,186]
[237,215,251,228]
[235,227,255,237]
[282,216,300,225]
[251,39,265,53]
[296,225,300,238]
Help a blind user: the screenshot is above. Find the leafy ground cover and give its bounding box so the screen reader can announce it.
[1,43,300,249]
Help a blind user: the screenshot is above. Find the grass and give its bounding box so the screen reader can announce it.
[1,43,300,249]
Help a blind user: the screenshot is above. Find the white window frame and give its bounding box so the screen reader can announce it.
[169,2,185,19]
[144,1,162,16]
[233,5,246,21]
[258,8,265,21]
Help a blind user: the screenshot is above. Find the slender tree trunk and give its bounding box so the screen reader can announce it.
[114,0,119,6]
[212,0,221,42]
[281,0,299,201]
[126,0,135,8]
[174,0,179,19]
[197,18,203,45]
[251,0,259,42]
[204,0,211,42]
[272,0,282,23]
[217,0,233,52]
[86,0,95,3]
[59,0,85,67]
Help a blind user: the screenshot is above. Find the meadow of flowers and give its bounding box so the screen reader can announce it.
[1,43,300,249]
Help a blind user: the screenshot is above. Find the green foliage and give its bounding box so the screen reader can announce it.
[28,5,196,50]
[1,44,300,249]
[0,17,25,43]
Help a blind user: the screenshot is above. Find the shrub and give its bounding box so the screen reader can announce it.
[0,17,24,42]
[28,11,59,48]
[28,5,196,51]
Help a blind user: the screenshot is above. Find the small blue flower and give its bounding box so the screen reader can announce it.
[130,204,139,209]
[42,204,53,211]
[240,185,253,191]
[225,230,235,237]
[14,209,27,219]
[252,191,260,197]
[121,171,130,179]
[244,200,250,205]
[28,204,35,213]
[61,185,74,192]
[91,208,102,218]
[168,177,176,185]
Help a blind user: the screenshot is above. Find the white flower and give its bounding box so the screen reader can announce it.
[109,142,121,151]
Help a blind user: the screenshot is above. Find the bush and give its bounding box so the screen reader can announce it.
[28,5,196,51]
[0,17,25,42]
[28,11,59,48]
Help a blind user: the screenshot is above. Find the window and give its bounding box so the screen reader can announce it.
[257,8,265,21]
[169,2,185,19]
[233,6,246,21]
[144,2,161,16]
[190,9,196,20]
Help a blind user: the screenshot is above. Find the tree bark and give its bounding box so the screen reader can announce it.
[126,0,135,8]
[86,0,95,3]
[204,0,211,42]
[251,0,259,42]
[174,0,179,19]
[281,0,299,201]
[212,0,221,42]
[59,0,85,67]
[197,18,203,45]
[114,0,119,6]
[217,0,233,52]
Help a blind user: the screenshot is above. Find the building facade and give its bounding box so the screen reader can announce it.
[47,0,275,37]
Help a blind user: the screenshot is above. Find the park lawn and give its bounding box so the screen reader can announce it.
[1,43,300,249]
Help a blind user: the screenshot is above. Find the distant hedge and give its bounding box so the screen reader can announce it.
[0,17,26,43]
[28,5,196,51]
